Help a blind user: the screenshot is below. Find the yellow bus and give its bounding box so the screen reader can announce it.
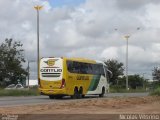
[39,57,112,99]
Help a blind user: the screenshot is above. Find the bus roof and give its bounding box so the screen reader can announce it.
[65,57,106,65]
[65,57,96,64]
[41,57,106,65]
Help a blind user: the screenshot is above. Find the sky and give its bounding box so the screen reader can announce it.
[0,0,160,79]
[50,0,86,7]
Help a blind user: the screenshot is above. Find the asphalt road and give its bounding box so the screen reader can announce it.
[0,92,149,107]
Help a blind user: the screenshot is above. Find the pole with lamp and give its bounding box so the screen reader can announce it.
[123,28,140,90]
[124,35,130,90]
[34,5,43,85]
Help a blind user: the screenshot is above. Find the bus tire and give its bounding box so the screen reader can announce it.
[78,87,83,99]
[55,96,63,99]
[99,87,105,97]
[71,87,79,99]
[49,95,55,99]
[82,95,85,98]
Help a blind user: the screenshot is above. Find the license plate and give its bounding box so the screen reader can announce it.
[49,90,53,92]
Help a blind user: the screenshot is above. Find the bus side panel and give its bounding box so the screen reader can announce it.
[65,72,75,95]
[88,75,101,91]
[82,75,93,94]
[64,73,107,96]
[75,74,93,95]
[86,75,107,95]
[65,73,94,95]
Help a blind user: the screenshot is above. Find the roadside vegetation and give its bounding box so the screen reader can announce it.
[0,87,39,96]
[150,87,160,96]
[104,60,147,93]
[150,67,160,96]
[109,85,147,93]
[104,59,160,94]
[150,82,160,96]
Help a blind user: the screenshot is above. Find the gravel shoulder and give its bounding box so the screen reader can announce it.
[0,96,159,114]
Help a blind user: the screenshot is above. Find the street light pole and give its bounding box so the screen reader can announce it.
[124,35,130,90]
[115,28,140,90]
[142,73,146,89]
[34,5,43,83]
[28,61,29,88]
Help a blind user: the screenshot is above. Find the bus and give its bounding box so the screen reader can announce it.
[39,57,112,99]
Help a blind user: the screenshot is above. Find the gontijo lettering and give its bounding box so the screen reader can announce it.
[40,69,62,72]
[77,76,89,80]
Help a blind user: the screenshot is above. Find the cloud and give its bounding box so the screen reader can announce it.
[0,0,160,79]
[101,47,119,59]
[115,0,160,10]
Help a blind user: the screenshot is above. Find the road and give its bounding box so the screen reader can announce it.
[0,93,149,107]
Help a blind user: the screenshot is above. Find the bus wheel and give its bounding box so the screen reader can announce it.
[55,96,63,99]
[49,95,55,99]
[71,88,79,99]
[78,87,83,99]
[99,87,105,97]
[82,95,85,98]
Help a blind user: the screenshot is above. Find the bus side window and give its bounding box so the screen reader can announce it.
[92,64,101,75]
[72,62,77,73]
[80,63,87,74]
[87,64,93,74]
[67,61,73,73]
[91,64,98,75]
[73,62,81,73]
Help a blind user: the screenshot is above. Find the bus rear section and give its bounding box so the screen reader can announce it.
[39,57,66,98]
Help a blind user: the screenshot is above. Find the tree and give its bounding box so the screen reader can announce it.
[104,59,124,85]
[118,75,144,89]
[152,67,160,83]
[0,38,28,87]
[128,75,144,89]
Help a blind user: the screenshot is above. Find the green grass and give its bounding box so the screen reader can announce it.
[150,87,160,96]
[0,88,40,96]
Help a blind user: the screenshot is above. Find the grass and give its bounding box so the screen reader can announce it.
[0,87,40,96]
[150,87,160,96]
[109,86,147,93]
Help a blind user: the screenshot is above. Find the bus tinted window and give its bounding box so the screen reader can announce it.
[67,61,105,75]
[67,61,72,72]
[80,63,88,74]
[91,64,104,76]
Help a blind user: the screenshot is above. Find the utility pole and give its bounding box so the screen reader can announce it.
[34,5,43,84]
[124,35,130,90]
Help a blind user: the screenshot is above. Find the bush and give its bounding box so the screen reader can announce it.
[109,85,147,93]
[109,85,126,93]
[150,87,160,96]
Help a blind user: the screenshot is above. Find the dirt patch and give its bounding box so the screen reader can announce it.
[0,96,160,114]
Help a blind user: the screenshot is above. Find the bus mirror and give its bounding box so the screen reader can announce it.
[107,70,113,79]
